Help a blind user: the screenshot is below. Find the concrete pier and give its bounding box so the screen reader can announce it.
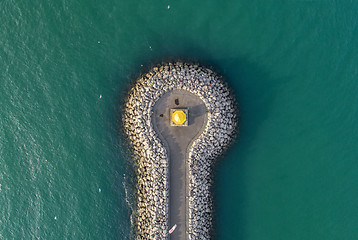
[123,62,238,239]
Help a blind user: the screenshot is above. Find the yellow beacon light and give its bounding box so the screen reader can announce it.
[172,110,186,125]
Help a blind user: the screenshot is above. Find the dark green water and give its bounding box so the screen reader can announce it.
[1,0,358,239]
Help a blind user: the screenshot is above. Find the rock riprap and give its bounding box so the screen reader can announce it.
[123,62,238,239]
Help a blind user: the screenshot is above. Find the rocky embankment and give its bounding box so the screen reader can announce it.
[123,62,238,239]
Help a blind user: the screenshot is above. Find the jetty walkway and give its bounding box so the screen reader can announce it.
[153,90,208,240]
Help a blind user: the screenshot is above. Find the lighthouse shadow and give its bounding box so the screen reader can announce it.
[188,103,207,125]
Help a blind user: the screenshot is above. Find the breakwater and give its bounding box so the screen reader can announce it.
[123,62,238,239]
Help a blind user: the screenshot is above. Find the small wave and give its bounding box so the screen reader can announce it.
[122,173,134,226]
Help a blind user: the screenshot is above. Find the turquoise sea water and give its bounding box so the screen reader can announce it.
[1,0,358,239]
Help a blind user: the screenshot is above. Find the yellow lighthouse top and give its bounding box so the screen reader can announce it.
[172,110,186,125]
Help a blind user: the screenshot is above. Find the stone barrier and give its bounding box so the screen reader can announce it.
[123,62,238,239]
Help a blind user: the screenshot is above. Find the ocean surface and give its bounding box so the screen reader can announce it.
[1,0,358,239]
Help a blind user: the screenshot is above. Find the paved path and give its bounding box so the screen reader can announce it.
[152,90,207,240]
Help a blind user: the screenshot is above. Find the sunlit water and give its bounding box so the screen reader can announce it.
[1,1,358,239]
